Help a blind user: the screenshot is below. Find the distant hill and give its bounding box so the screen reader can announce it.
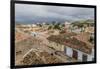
[71,19,94,27]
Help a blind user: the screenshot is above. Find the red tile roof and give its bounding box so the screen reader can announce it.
[47,33,92,54]
[73,32,94,47]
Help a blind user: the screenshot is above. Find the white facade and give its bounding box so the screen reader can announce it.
[31,32,38,37]
[65,46,94,61]
[87,48,94,61]
[87,55,93,61]
[65,46,73,57]
[77,50,83,61]
[71,28,82,33]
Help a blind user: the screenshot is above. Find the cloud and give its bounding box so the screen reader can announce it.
[15,3,94,23]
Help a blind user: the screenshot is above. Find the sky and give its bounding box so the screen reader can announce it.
[15,4,94,24]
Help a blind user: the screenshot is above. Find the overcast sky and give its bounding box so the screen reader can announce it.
[15,4,94,24]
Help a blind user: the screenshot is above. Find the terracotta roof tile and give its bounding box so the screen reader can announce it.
[47,33,92,54]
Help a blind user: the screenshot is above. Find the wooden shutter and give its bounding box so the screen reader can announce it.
[82,54,87,61]
[72,50,78,59]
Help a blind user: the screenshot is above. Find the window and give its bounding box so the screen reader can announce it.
[72,50,78,59]
[92,58,94,61]
[82,54,87,61]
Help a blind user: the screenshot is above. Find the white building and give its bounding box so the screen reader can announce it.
[65,46,94,61]
[64,21,71,28]
[31,32,38,37]
[47,34,94,62]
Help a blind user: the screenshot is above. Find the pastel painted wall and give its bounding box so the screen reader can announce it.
[66,46,73,57]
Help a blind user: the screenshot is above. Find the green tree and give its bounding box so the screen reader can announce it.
[48,25,52,30]
[53,23,61,30]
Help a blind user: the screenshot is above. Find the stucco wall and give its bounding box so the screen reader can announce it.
[65,46,94,61]
[66,46,73,57]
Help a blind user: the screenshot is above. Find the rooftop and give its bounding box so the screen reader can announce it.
[47,33,92,54]
[74,32,94,47]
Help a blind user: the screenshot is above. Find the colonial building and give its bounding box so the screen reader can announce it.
[47,33,94,62]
